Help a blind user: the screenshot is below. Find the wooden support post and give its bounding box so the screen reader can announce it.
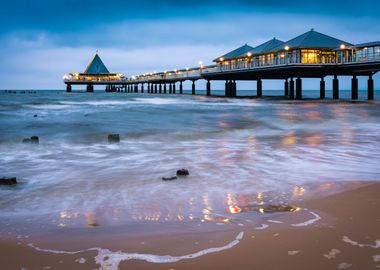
[289,78,295,99]
[87,84,94,92]
[333,75,339,99]
[296,78,302,100]
[351,75,358,100]
[169,83,172,94]
[141,83,144,93]
[206,80,211,96]
[173,83,176,94]
[233,80,237,97]
[180,81,183,94]
[164,84,167,94]
[368,74,374,100]
[66,84,72,92]
[192,81,195,95]
[320,78,325,99]
[159,84,162,94]
[257,79,262,97]
[284,79,289,97]
[225,80,228,97]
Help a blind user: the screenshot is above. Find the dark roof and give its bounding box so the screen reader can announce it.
[84,52,110,74]
[249,38,285,54]
[271,29,353,51]
[355,41,380,48]
[214,44,254,62]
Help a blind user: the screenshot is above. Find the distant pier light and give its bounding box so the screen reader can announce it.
[284,45,290,51]
[340,44,346,49]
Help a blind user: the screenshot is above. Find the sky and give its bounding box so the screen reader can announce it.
[1,0,380,90]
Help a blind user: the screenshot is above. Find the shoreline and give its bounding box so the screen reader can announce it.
[1,181,379,269]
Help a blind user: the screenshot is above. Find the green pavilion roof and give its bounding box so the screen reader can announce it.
[214,44,254,62]
[355,41,380,48]
[271,29,353,51]
[249,38,285,55]
[84,52,110,74]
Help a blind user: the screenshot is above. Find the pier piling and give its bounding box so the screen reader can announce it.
[320,78,325,99]
[173,83,176,94]
[368,74,374,100]
[351,76,358,100]
[192,81,196,95]
[66,84,72,92]
[333,75,339,99]
[296,78,302,100]
[284,79,289,97]
[289,78,295,99]
[257,79,262,97]
[180,81,183,94]
[206,80,211,96]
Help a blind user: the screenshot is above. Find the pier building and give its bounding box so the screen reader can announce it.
[64,29,379,99]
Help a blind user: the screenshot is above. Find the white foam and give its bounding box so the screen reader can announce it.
[25,104,72,110]
[337,262,352,269]
[267,220,283,224]
[28,231,244,270]
[342,236,380,249]
[255,224,269,230]
[75,258,87,264]
[373,255,380,262]
[287,250,300,255]
[291,211,321,227]
[324,248,341,259]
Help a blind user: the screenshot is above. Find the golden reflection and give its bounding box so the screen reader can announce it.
[305,132,324,146]
[282,132,297,146]
[225,192,300,214]
[293,186,306,197]
[85,211,99,227]
[304,111,322,121]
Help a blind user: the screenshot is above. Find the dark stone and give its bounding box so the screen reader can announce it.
[22,138,31,144]
[108,134,120,143]
[176,169,189,176]
[0,177,17,185]
[162,176,178,181]
[30,136,39,144]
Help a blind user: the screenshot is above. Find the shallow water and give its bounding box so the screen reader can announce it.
[0,90,379,232]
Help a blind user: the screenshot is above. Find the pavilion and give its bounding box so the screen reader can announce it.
[64,52,125,92]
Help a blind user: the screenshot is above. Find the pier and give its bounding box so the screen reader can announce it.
[64,29,380,100]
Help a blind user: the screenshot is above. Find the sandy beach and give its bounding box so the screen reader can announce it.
[0,181,378,270]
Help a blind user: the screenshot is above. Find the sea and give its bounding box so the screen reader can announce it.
[0,89,380,234]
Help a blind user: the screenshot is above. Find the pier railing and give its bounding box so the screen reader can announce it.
[129,50,380,83]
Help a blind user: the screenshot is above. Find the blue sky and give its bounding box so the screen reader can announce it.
[1,0,380,89]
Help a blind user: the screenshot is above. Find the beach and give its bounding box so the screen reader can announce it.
[0,181,379,270]
[0,90,379,269]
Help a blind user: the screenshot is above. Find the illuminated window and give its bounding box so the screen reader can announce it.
[301,50,319,64]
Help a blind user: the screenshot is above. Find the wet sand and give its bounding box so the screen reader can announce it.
[1,182,379,270]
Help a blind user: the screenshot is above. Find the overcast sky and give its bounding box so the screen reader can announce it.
[1,0,379,89]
